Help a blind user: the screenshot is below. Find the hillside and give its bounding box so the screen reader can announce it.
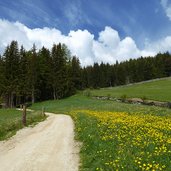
[90,77,171,102]
[30,93,171,170]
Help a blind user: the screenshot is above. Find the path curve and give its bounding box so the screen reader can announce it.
[0,112,80,171]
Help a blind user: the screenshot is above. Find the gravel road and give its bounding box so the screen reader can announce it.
[0,113,80,171]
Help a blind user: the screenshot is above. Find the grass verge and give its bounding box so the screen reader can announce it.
[0,109,46,141]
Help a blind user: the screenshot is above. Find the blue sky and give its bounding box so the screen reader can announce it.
[0,0,171,65]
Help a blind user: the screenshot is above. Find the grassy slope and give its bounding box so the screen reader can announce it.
[90,77,171,102]
[0,109,46,141]
[31,94,171,170]
[31,94,171,116]
[2,78,171,169]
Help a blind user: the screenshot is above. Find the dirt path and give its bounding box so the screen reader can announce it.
[0,113,80,171]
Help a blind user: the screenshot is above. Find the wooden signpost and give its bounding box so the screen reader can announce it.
[22,105,27,126]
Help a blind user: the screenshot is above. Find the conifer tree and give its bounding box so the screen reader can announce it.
[3,41,20,107]
[27,44,38,103]
[37,47,52,100]
[51,43,68,99]
[18,46,30,105]
[71,56,81,90]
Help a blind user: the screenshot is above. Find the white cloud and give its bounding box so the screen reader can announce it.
[161,0,171,20]
[145,36,171,53]
[98,26,120,47]
[67,30,95,66]
[92,27,155,63]
[0,19,171,66]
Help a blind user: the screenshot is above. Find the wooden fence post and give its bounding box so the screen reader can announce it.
[42,106,45,117]
[22,105,27,126]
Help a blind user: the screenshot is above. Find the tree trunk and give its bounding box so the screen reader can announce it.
[16,95,21,107]
[42,106,45,117]
[4,95,9,108]
[10,93,14,108]
[7,94,10,108]
[53,88,56,100]
[31,88,35,104]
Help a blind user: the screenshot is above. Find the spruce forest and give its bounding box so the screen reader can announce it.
[1,40,171,108]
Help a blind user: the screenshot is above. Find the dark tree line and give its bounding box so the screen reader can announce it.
[0,41,171,108]
[82,53,171,88]
[0,41,81,108]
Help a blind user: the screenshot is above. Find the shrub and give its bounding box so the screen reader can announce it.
[142,96,147,101]
[120,94,127,102]
[83,89,92,97]
[107,94,111,100]
[167,102,171,108]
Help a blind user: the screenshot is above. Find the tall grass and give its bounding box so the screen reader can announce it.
[0,109,46,141]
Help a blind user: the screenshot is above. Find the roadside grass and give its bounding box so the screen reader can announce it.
[90,77,171,102]
[31,94,171,170]
[0,109,46,141]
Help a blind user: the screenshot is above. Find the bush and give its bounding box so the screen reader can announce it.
[83,89,92,97]
[167,102,171,108]
[107,94,111,100]
[142,96,147,101]
[120,94,127,102]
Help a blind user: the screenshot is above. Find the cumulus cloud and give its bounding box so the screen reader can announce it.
[93,27,155,63]
[67,30,95,66]
[0,19,170,66]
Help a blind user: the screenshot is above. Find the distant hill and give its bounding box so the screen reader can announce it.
[91,77,171,102]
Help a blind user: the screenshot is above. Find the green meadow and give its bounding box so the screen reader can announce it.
[31,92,171,171]
[31,93,171,116]
[1,77,171,170]
[90,77,171,102]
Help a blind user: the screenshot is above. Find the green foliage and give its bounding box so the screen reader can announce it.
[83,89,92,97]
[107,93,111,100]
[3,41,20,107]
[120,94,127,102]
[167,102,171,109]
[82,53,171,88]
[0,41,82,107]
[142,96,148,101]
[1,40,171,108]
[71,56,82,90]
